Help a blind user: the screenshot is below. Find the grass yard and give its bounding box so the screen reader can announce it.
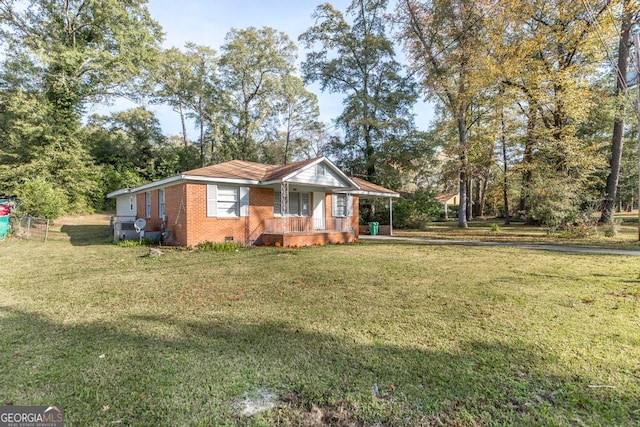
[1,215,639,426]
[395,214,640,251]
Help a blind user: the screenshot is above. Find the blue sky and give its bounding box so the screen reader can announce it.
[93,0,434,136]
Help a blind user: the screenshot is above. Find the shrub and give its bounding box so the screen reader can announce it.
[602,219,622,238]
[491,223,500,233]
[15,177,66,220]
[196,241,244,252]
[362,188,443,229]
[116,238,154,247]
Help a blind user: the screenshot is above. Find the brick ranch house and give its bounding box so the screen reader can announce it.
[107,156,399,247]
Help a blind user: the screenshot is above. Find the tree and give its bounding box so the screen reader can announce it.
[300,0,419,184]
[397,0,489,228]
[218,27,297,161]
[488,1,617,224]
[600,0,639,223]
[0,0,162,212]
[153,44,219,163]
[0,90,99,213]
[277,75,322,164]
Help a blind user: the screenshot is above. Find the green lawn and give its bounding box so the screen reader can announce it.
[395,215,640,250]
[1,215,639,426]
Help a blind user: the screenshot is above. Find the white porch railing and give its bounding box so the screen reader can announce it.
[264,217,350,234]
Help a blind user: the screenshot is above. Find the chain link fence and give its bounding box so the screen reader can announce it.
[9,216,51,242]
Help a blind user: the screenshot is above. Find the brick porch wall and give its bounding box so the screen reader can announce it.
[261,231,356,247]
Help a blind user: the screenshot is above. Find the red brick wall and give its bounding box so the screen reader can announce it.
[134,185,361,246]
[184,183,248,247]
[165,184,187,245]
[323,193,359,239]
[352,195,359,239]
[248,187,274,244]
[136,191,162,230]
[261,231,356,247]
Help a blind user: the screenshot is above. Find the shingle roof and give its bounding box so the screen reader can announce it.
[182,157,319,182]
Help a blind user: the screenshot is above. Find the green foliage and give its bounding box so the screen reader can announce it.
[218,27,298,161]
[116,238,155,247]
[196,241,244,252]
[602,220,621,238]
[362,189,443,229]
[0,0,162,214]
[491,223,500,233]
[15,177,66,219]
[300,0,420,183]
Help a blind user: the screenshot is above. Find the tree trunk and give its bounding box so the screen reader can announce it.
[457,112,468,228]
[466,177,473,221]
[519,105,536,220]
[501,109,510,224]
[600,2,632,224]
[178,104,188,147]
[479,176,489,218]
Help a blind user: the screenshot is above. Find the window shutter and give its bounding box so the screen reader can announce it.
[346,194,353,217]
[206,184,217,217]
[274,191,281,215]
[239,186,249,217]
[332,194,338,217]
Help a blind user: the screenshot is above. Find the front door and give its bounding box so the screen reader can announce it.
[313,192,325,229]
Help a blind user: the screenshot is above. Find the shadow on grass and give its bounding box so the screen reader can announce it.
[0,307,637,426]
[59,225,111,246]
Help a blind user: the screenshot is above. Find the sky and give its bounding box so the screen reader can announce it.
[91,0,435,137]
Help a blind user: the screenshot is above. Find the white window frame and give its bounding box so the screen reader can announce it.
[332,193,348,217]
[217,186,239,217]
[207,185,249,218]
[158,189,165,218]
[274,191,310,217]
[145,192,151,218]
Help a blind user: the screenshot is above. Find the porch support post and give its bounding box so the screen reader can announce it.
[389,197,393,236]
[281,181,289,233]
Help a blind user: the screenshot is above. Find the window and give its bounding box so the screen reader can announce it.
[207,185,249,218]
[274,191,310,216]
[217,186,238,217]
[333,194,347,217]
[158,189,165,218]
[145,192,151,218]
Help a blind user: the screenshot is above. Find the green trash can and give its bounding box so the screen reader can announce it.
[368,221,379,236]
[0,216,9,238]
